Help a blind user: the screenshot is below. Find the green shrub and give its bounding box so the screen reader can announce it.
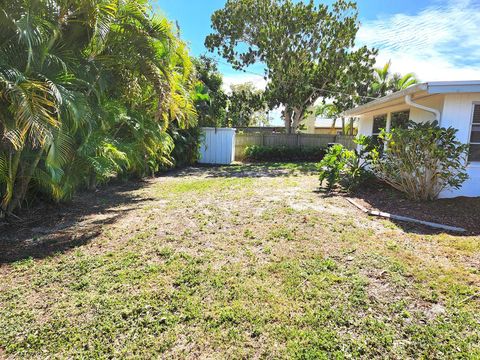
[372,121,468,200]
[318,138,374,192]
[169,126,203,167]
[244,145,325,162]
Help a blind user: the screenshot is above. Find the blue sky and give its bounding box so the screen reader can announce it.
[155,0,480,79]
[155,0,435,65]
[155,0,480,123]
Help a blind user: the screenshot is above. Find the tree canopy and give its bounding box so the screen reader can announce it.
[206,0,377,133]
[193,56,227,127]
[227,83,268,127]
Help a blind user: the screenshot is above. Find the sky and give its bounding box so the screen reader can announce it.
[155,0,480,123]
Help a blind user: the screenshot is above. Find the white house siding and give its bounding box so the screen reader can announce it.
[440,93,480,198]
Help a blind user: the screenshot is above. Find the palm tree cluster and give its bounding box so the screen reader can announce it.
[0,0,197,216]
[370,61,418,98]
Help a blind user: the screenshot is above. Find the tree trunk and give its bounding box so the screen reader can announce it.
[6,149,43,214]
[284,110,292,134]
[1,150,22,215]
[87,172,97,191]
[291,108,303,133]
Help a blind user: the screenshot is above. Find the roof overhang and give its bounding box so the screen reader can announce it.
[342,80,480,117]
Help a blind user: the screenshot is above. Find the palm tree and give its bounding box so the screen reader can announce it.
[392,72,418,91]
[315,103,341,129]
[369,61,418,98]
[371,61,393,98]
[0,0,197,216]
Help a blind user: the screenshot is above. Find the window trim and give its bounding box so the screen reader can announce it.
[468,102,480,163]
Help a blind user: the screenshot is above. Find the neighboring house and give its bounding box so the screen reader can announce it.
[302,113,344,135]
[343,80,480,198]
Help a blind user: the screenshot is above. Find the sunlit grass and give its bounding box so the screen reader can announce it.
[0,162,479,358]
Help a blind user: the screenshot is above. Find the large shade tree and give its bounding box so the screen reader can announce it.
[205,0,377,133]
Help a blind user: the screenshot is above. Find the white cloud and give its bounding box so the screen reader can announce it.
[357,0,480,81]
[221,73,267,93]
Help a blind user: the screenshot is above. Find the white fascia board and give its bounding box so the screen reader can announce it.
[427,81,480,94]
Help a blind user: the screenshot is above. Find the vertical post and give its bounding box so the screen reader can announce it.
[297,133,300,147]
[385,112,392,133]
[384,112,392,151]
[261,133,265,146]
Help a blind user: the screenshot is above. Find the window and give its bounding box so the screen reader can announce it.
[372,114,386,145]
[372,111,410,146]
[391,110,410,129]
[469,104,480,162]
[372,111,411,135]
[372,114,386,134]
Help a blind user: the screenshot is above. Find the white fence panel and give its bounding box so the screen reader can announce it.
[199,127,236,165]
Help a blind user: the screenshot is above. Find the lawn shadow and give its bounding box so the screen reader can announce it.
[0,180,151,264]
[346,181,480,236]
[170,162,319,179]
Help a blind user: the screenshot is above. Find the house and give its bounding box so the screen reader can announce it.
[302,113,346,135]
[342,81,480,198]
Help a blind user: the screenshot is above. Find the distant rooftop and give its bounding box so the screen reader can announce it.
[315,117,342,128]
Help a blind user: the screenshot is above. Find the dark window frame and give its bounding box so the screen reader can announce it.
[372,114,387,136]
[468,103,480,162]
[391,110,410,129]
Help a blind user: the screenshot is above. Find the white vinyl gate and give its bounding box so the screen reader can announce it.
[198,127,236,165]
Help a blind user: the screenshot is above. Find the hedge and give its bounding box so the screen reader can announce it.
[244,145,326,162]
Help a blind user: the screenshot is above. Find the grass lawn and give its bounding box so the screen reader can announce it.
[1,163,479,358]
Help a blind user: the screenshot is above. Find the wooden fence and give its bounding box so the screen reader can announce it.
[235,133,356,160]
[335,135,357,150]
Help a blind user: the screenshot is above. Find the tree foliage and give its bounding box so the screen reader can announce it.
[0,0,197,216]
[193,57,267,128]
[192,56,227,127]
[314,60,419,135]
[226,82,267,127]
[205,0,377,133]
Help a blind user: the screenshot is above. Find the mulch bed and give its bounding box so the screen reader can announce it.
[349,180,480,235]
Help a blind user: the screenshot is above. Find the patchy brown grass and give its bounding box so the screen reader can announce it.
[0,163,479,358]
